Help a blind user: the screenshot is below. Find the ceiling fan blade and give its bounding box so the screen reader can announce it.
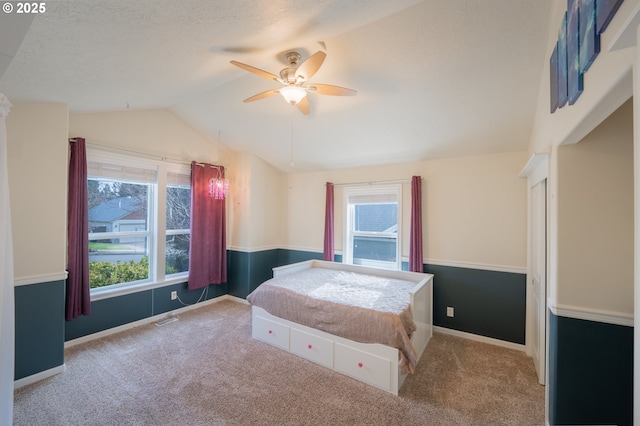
[243,89,280,103]
[295,51,326,81]
[230,60,281,82]
[295,96,310,115]
[307,83,357,96]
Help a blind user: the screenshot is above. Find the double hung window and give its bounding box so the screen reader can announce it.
[343,185,402,270]
[87,150,191,293]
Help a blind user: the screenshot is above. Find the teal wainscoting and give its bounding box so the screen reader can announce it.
[65,290,151,341]
[14,280,65,380]
[227,249,278,299]
[16,249,527,383]
[424,264,526,344]
[227,249,325,298]
[238,250,526,345]
[548,311,633,426]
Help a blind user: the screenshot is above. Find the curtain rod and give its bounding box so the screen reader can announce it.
[70,138,195,166]
[194,162,225,169]
[329,178,415,187]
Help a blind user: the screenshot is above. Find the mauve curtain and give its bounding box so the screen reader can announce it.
[0,94,14,425]
[409,176,423,272]
[323,182,334,261]
[188,162,227,291]
[66,138,91,320]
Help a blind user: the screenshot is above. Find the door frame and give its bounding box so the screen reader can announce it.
[520,153,549,384]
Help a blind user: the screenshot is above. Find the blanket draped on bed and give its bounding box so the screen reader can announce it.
[246,268,419,374]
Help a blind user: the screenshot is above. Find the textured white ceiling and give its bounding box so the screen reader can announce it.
[0,0,553,172]
[0,12,34,79]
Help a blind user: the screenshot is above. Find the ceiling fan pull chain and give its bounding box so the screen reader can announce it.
[289,116,295,169]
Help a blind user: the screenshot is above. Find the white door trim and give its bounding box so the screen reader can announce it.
[520,152,549,383]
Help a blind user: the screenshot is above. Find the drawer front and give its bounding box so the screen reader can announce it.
[253,315,290,350]
[334,343,392,391]
[290,328,334,368]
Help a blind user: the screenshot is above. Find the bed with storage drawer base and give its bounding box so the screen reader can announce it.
[246,260,433,395]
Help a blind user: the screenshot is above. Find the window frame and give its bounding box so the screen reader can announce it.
[164,180,191,277]
[343,184,402,270]
[87,149,191,301]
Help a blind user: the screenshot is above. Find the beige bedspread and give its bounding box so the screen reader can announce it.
[246,267,419,374]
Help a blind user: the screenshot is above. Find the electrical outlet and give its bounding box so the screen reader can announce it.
[446,306,454,317]
[171,291,177,300]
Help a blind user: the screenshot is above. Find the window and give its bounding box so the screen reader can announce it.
[87,150,191,294]
[88,179,152,289]
[343,185,402,270]
[165,172,191,275]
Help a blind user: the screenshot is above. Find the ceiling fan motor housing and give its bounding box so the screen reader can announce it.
[280,67,300,84]
[285,51,301,66]
[281,52,303,84]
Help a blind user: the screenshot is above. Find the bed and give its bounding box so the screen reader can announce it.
[246,260,433,395]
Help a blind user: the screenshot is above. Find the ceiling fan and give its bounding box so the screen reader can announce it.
[230,51,357,115]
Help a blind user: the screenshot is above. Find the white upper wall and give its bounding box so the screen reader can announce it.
[284,151,528,271]
[69,109,220,164]
[226,151,285,251]
[529,0,638,317]
[71,108,242,246]
[556,99,634,316]
[247,154,285,250]
[6,103,68,281]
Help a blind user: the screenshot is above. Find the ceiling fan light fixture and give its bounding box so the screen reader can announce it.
[279,85,307,105]
[230,50,355,115]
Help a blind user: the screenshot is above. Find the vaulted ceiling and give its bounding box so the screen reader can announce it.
[0,0,553,172]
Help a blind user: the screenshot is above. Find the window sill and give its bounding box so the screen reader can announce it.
[90,273,189,302]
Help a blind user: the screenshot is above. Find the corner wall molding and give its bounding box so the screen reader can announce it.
[227,245,282,253]
[548,300,633,327]
[424,258,526,274]
[14,271,68,286]
[227,247,526,275]
[278,245,325,254]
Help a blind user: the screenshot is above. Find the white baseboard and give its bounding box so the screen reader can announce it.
[65,294,239,348]
[14,364,66,389]
[225,295,250,305]
[433,326,527,352]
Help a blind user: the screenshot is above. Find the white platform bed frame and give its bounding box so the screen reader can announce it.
[250,260,433,396]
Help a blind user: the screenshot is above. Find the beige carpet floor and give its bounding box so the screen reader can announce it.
[13,299,545,425]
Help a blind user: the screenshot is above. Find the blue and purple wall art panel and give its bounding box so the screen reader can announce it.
[550,0,623,112]
[579,0,600,74]
[567,0,583,104]
[550,44,559,113]
[557,12,569,108]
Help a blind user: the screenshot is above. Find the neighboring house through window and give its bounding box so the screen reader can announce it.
[343,184,402,270]
[87,149,191,294]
